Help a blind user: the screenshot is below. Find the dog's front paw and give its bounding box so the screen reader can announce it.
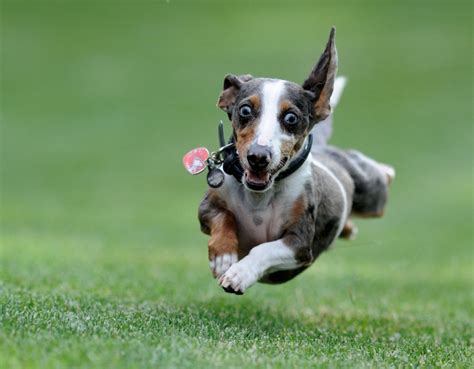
[218,262,258,295]
[209,252,238,278]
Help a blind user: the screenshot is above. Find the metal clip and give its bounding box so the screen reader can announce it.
[207,121,234,167]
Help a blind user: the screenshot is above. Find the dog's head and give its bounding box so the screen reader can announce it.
[217,28,338,192]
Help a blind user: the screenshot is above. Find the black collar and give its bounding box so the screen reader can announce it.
[222,134,313,184]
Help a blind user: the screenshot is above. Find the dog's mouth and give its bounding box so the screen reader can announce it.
[243,157,289,192]
[244,170,272,191]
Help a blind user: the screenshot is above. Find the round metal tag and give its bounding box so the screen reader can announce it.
[207,168,225,188]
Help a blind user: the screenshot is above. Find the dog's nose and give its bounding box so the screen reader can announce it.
[247,145,272,171]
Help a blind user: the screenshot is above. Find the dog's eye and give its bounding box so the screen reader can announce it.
[239,105,252,118]
[283,112,299,125]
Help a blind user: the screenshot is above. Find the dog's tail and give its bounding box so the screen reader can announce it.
[311,76,347,146]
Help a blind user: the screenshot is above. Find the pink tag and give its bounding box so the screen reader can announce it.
[183,147,209,175]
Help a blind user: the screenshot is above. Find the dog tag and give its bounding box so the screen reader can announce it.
[183,147,209,175]
[207,167,225,188]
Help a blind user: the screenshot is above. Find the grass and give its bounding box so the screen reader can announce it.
[1,1,472,368]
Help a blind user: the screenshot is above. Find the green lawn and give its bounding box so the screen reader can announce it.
[1,1,472,368]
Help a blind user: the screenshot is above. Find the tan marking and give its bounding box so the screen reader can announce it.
[279,100,292,112]
[208,211,239,259]
[289,195,306,226]
[279,99,308,157]
[280,135,305,159]
[340,219,358,240]
[248,95,261,110]
[314,91,331,121]
[235,124,256,160]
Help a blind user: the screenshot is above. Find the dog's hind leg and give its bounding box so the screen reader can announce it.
[345,149,395,217]
[319,146,395,218]
[339,218,358,239]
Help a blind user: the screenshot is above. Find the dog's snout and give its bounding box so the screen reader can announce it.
[247,145,272,171]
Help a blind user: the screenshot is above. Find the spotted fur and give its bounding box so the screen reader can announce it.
[199,27,394,294]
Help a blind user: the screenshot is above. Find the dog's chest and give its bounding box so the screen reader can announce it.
[216,160,312,253]
[221,180,305,253]
[231,199,286,250]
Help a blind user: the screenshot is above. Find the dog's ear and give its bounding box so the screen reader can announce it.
[217,74,253,115]
[302,27,338,123]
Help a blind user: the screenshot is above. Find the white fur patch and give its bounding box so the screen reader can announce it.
[219,240,299,293]
[312,159,348,237]
[330,76,347,108]
[256,80,290,164]
[210,252,238,278]
[257,80,285,146]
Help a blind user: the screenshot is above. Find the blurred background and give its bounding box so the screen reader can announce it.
[1,0,472,366]
[3,0,471,270]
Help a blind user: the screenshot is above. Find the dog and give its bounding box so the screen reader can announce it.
[198,27,395,295]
